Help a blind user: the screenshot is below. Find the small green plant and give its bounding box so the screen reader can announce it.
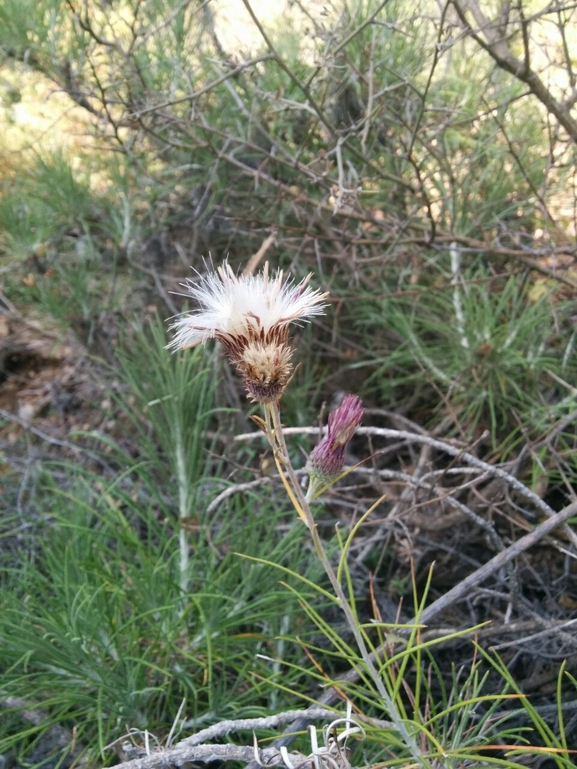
[356,258,576,452]
[0,152,100,261]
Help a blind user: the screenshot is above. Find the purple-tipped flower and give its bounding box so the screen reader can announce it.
[306,395,364,499]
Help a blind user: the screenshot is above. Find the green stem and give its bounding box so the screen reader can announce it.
[266,400,431,769]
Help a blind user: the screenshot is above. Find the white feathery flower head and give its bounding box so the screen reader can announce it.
[168,260,328,402]
[168,261,327,350]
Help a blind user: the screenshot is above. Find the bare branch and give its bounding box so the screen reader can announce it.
[106,708,367,769]
[235,422,577,547]
[113,742,298,769]
[180,708,357,747]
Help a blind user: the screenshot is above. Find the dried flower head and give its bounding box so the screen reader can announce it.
[168,261,328,402]
[306,395,364,499]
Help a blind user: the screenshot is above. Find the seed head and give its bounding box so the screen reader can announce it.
[168,261,328,402]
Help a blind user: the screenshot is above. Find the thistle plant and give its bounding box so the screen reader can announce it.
[169,260,428,767]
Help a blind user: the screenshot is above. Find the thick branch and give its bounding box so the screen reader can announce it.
[452,0,577,142]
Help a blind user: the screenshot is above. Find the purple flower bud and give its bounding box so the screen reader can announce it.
[306,395,364,498]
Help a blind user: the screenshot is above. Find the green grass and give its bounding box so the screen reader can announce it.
[0,319,326,765]
[0,477,322,761]
[238,553,575,768]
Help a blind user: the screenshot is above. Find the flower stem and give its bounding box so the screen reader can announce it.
[266,401,430,769]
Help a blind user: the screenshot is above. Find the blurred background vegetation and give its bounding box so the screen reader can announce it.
[1,0,577,766]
